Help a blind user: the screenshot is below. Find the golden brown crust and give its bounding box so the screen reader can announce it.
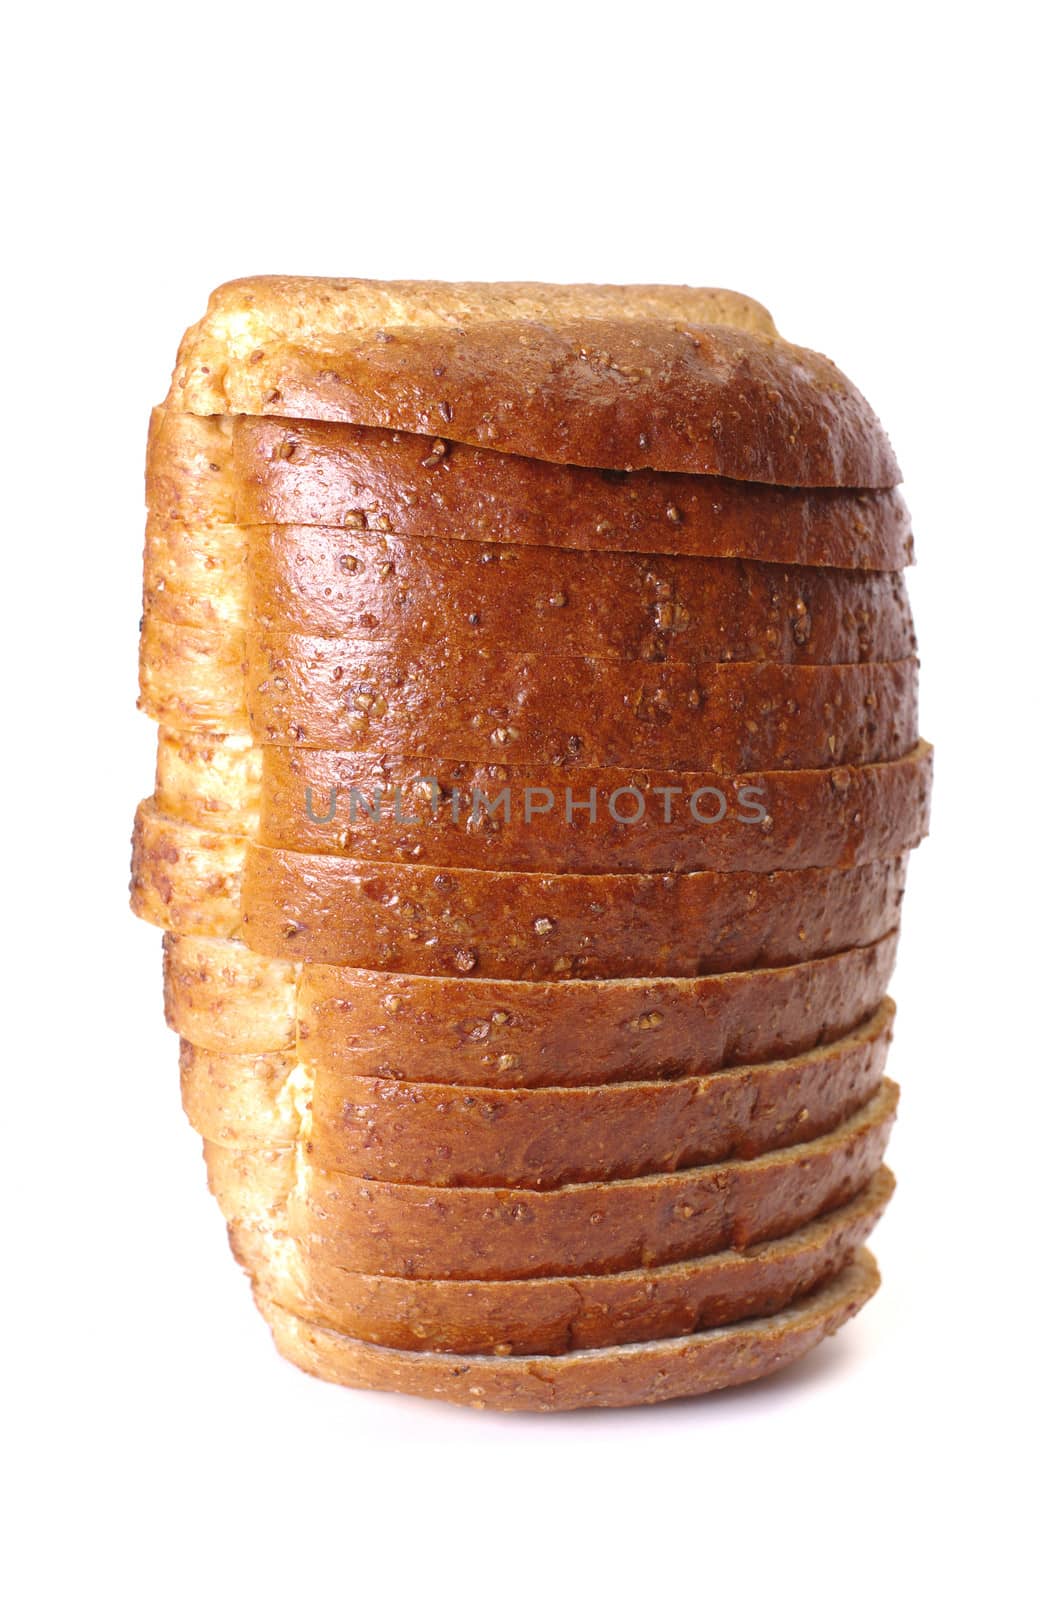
[133,800,907,978]
[233,416,912,571]
[299,932,897,1088]
[141,616,919,765]
[246,633,919,769]
[185,1003,891,1187]
[165,279,897,486]
[312,1007,889,1184]
[254,1082,897,1279]
[246,522,916,663]
[135,281,915,1399]
[254,1249,880,1409]
[240,841,908,979]
[255,741,932,874]
[172,277,778,405]
[237,1171,892,1356]
[165,929,895,1084]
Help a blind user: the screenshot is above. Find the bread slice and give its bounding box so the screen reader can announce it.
[172,279,777,404]
[143,517,247,631]
[154,731,260,835]
[143,616,918,765]
[229,1168,892,1356]
[208,1119,890,1354]
[255,740,932,875]
[188,1040,890,1353]
[138,615,248,735]
[203,1080,896,1279]
[306,1003,891,1186]
[145,408,234,528]
[243,631,918,768]
[145,404,913,575]
[297,933,897,1088]
[156,732,931,872]
[183,1000,891,1188]
[167,927,895,1082]
[253,1249,881,1409]
[164,279,897,487]
[144,449,917,660]
[243,523,916,663]
[163,933,297,1055]
[132,798,907,976]
[154,728,930,877]
[131,800,245,938]
[239,839,909,978]
[231,415,913,570]
[180,1039,302,1150]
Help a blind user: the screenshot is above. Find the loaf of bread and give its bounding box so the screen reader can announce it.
[133,278,929,1408]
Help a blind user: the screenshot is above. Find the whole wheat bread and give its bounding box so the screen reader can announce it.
[165,279,897,486]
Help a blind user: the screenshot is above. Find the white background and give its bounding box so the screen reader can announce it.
[4,2,1059,1595]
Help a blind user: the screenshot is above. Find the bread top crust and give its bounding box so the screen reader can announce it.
[165,277,899,488]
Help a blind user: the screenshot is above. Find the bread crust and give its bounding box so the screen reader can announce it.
[239,840,908,979]
[141,618,918,766]
[300,935,897,1086]
[172,277,777,406]
[208,1116,889,1353]
[133,800,907,977]
[253,1249,880,1409]
[245,522,916,663]
[183,1002,890,1187]
[207,1081,896,1278]
[245,632,918,769]
[211,320,898,485]
[231,1171,892,1356]
[233,416,913,571]
[165,279,896,486]
[312,1009,889,1184]
[152,728,930,878]
[168,929,894,1083]
[145,395,912,579]
[253,741,932,874]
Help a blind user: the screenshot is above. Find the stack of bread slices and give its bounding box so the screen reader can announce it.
[132,278,930,1410]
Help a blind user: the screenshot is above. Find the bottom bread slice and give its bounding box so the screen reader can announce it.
[255,1249,880,1410]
